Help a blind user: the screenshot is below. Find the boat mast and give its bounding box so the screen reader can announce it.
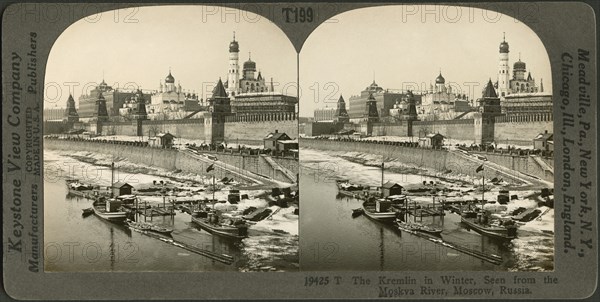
[481,163,484,205]
[110,162,115,198]
[381,161,384,191]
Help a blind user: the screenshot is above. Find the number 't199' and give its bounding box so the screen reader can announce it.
[282,7,314,23]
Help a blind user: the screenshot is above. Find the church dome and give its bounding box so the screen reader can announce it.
[499,40,509,53]
[229,40,239,53]
[513,60,526,70]
[243,59,256,71]
[435,73,445,84]
[165,71,175,83]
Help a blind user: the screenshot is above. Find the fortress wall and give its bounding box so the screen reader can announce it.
[412,119,475,141]
[371,122,409,137]
[224,119,298,145]
[493,120,553,145]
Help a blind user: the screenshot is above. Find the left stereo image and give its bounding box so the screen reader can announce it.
[42,5,299,272]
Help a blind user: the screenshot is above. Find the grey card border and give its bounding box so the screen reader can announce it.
[2,1,598,300]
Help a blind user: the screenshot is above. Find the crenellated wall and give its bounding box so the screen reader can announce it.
[44,117,298,145]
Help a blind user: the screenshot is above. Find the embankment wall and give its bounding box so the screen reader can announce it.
[300,138,552,183]
[44,139,297,184]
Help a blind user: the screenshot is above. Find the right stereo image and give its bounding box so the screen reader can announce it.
[299,5,554,271]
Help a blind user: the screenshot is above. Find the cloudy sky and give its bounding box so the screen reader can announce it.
[44,5,297,109]
[299,5,552,117]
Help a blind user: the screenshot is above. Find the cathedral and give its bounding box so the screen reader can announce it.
[418,71,471,119]
[147,70,202,117]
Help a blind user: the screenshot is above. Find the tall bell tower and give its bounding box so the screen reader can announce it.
[497,33,510,97]
[226,32,240,96]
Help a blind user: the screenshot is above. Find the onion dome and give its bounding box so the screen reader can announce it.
[499,41,509,53]
[165,71,175,83]
[513,60,526,70]
[229,40,239,53]
[229,31,239,52]
[435,72,445,84]
[243,59,256,71]
[499,33,509,53]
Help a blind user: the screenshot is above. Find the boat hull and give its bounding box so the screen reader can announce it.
[93,205,127,222]
[191,216,247,239]
[461,217,516,240]
[362,202,397,222]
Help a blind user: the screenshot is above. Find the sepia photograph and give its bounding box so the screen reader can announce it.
[299,5,554,271]
[42,5,299,272]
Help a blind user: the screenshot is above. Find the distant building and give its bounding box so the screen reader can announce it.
[418,72,471,120]
[232,93,296,118]
[148,70,202,116]
[533,131,553,151]
[314,107,336,122]
[112,182,133,197]
[78,79,152,119]
[501,93,553,116]
[43,107,65,121]
[224,32,274,96]
[419,133,445,148]
[264,130,292,151]
[156,133,176,148]
[348,81,418,121]
[496,33,543,97]
[381,181,403,197]
[277,139,298,151]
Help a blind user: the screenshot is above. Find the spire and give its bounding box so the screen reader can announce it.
[249,51,251,60]
[503,32,505,42]
[482,78,498,98]
[540,78,544,92]
[212,78,228,98]
[233,31,236,41]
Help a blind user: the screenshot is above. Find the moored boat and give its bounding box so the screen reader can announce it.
[191,210,248,239]
[362,200,397,222]
[92,199,128,222]
[461,211,517,240]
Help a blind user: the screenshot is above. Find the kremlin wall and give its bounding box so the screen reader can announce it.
[45,115,297,145]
